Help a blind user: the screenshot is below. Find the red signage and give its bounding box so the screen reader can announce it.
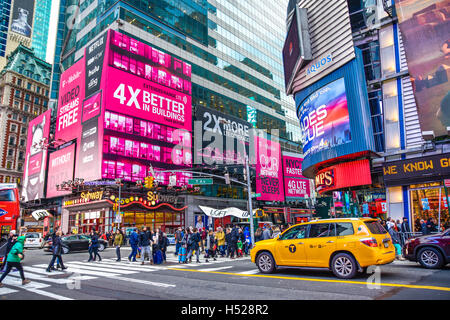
[315,159,372,194]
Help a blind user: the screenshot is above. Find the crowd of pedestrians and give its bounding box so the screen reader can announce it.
[173,225,251,264]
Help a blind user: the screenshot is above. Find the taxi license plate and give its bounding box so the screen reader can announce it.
[383,239,390,248]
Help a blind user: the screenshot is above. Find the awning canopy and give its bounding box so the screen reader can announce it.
[199,206,254,219]
[31,210,52,221]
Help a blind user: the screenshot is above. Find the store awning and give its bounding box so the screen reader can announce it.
[199,206,254,219]
[31,210,52,221]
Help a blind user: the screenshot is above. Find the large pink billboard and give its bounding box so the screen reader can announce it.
[104,58,192,132]
[22,110,51,201]
[46,144,76,198]
[55,57,85,143]
[255,136,284,202]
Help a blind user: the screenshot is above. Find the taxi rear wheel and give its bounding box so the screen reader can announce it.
[331,253,357,279]
[256,252,276,274]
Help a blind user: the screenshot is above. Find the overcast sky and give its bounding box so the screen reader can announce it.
[45,0,60,63]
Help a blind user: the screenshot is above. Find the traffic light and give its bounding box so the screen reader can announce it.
[255,209,264,218]
[144,176,154,189]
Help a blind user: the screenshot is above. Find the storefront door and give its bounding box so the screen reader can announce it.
[410,184,449,232]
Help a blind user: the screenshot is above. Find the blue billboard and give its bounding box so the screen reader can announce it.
[295,49,376,178]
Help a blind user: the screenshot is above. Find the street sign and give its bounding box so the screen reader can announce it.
[252,193,262,198]
[188,178,213,185]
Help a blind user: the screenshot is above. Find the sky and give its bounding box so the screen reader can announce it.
[45,0,60,63]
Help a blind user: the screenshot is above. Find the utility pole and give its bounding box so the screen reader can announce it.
[245,155,255,248]
[116,178,122,230]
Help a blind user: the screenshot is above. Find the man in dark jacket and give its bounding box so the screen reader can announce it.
[46,230,66,272]
[174,227,183,256]
[1,231,17,272]
[128,228,139,262]
[225,228,232,257]
[160,233,169,262]
[229,226,239,259]
[88,230,102,262]
[139,227,152,265]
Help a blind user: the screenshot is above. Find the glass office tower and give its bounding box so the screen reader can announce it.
[31,0,52,61]
[51,0,301,151]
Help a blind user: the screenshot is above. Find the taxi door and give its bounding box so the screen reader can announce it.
[274,225,308,266]
[303,223,337,268]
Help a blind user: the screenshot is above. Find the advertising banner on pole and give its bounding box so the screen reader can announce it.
[255,136,284,202]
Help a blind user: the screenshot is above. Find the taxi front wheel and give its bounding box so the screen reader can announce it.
[331,253,357,279]
[256,252,276,274]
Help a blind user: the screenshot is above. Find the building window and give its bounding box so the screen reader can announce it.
[17,79,22,86]
[18,151,24,160]
[24,104,29,112]
[6,162,12,170]
[7,149,14,156]
[21,127,26,135]
[27,83,32,90]
[8,136,15,146]
[20,139,25,147]
[12,113,18,120]
[10,124,17,132]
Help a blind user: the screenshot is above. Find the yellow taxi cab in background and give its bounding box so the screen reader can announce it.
[250,218,395,279]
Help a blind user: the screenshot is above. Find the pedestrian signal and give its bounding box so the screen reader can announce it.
[144,176,154,189]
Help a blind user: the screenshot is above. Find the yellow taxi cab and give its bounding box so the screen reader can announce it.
[250,218,395,279]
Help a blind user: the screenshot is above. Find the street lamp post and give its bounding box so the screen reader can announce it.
[115,178,122,230]
[245,155,256,248]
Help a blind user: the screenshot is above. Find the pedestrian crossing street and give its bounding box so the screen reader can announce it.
[0,255,256,300]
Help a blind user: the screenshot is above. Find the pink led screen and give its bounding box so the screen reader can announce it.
[283,154,311,198]
[22,110,51,201]
[255,136,285,202]
[46,144,76,198]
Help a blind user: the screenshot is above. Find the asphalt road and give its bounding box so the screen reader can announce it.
[1,245,449,302]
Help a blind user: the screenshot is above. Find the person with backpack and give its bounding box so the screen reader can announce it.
[88,230,102,262]
[0,235,30,287]
[243,227,251,255]
[186,227,201,263]
[128,228,139,262]
[114,229,124,262]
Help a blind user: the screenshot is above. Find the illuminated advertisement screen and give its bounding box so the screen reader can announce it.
[194,106,252,165]
[10,0,34,38]
[22,110,51,201]
[255,136,284,202]
[298,78,351,157]
[283,8,301,91]
[46,144,76,198]
[394,0,450,137]
[101,30,193,186]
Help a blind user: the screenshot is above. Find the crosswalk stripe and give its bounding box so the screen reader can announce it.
[92,261,162,272]
[24,265,66,275]
[1,277,50,289]
[238,269,260,275]
[197,266,233,272]
[109,275,176,288]
[0,287,18,296]
[33,264,122,277]
[25,288,73,300]
[64,263,138,275]
[8,271,96,284]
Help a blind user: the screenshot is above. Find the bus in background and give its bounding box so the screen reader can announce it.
[0,184,20,240]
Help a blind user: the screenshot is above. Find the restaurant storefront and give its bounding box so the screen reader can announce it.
[383,153,450,231]
[61,190,187,234]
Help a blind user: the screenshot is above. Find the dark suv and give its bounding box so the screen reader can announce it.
[403,229,450,269]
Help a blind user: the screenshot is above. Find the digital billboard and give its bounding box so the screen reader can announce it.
[10,0,34,38]
[194,106,252,165]
[295,50,376,178]
[22,110,51,201]
[394,0,450,137]
[46,144,76,198]
[255,136,284,202]
[298,78,351,157]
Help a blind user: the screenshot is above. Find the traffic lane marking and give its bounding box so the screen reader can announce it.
[0,287,18,296]
[108,275,176,288]
[165,268,450,293]
[0,277,74,300]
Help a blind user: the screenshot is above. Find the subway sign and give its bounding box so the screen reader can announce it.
[383,153,450,186]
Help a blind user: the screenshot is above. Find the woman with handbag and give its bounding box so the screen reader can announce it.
[0,235,30,286]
